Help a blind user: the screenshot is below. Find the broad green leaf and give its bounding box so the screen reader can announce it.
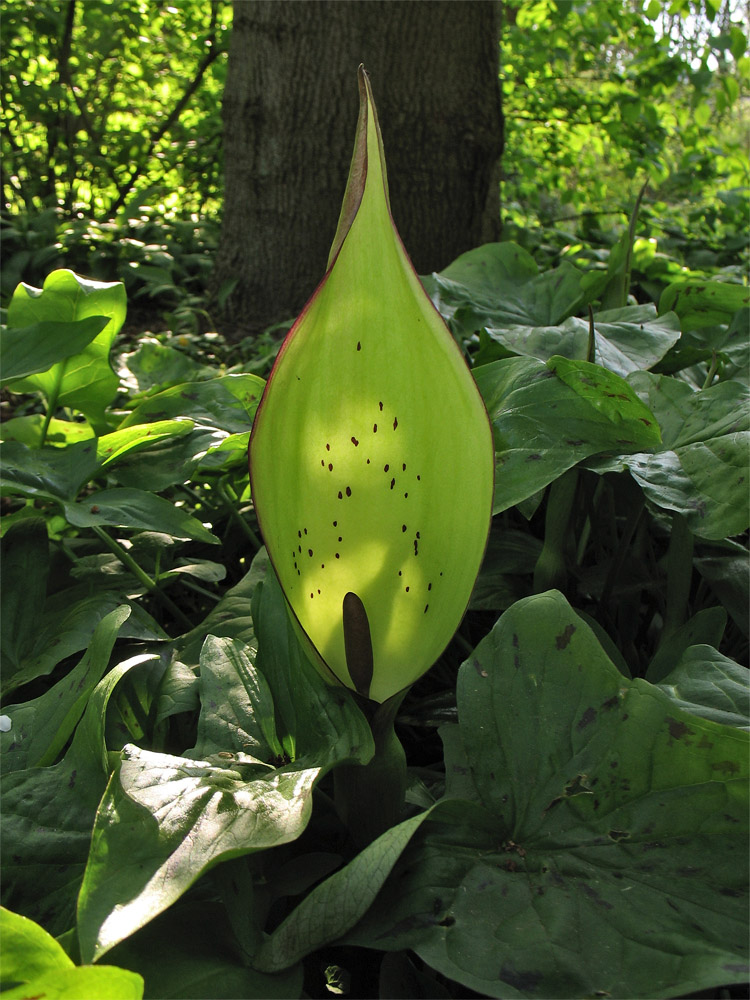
[0,907,144,1000]
[427,243,585,330]
[659,278,750,332]
[473,356,660,514]
[482,305,681,376]
[547,355,661,445]
[7,269,126,427]
[0,421,193,503]
[341,591,748,999]
[0,606,131,774]
[0,316,108,386]
[248,67,494,703]
[694,546,749,635]
[646,606,727,683]
[0,519,49,684]
[121,373,265,433]
[657,645,750,730]
[254,809,434,973]
[118,339,216,396]
[2,583,166,697]
[106,902,302,1000]
[1,656,153,936]
[589,373,750,538]
[189,635,283,762]
[61,487,219,543]
[0,414,95,448]
[77,747,322,962]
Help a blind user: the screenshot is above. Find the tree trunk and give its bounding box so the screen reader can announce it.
[214,0,503,337]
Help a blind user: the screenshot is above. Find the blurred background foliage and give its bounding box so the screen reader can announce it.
[0,0,747,335]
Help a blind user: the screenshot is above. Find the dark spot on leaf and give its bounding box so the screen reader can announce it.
[566,439,585,446]
[577,707,596,730]
[526,453,542,461]
[90,505,100,514]
[68,770,77,788]
[416,474,421,481]
[712,760,740,776]
[555,623,576,649]
[580,884,613,909]
[499,965,543,992]
[601,694,620,710]
[667,718,693,741]
[608,829,629,842]
[436,914,455,927]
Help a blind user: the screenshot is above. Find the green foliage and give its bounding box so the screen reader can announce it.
[1,0,231,217]
[501,0,749,248]
[1,240,746,997]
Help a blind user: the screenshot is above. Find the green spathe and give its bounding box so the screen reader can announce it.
[249,67,494,703]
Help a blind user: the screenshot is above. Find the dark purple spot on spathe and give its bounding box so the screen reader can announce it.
[384,464,389,472]
[555,624,576,649]
[379,401,384,411]
[328,463,333,471]
[390,479,395,489]
[308,549,313,557]
[351,436,359,446]
[357,341,361,351]
[373,424,378,433]
[338,491,343,499]
[424,604,429,613]
[393,417,398,430]
[402,524,407,532]
[346,486,352,497]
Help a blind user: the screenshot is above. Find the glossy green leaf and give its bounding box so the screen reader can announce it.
[0,907,143,1000]
[657,645,749,730]
[1,655,153,936]
[77,746,322,962]
[7,269,126,426]
[589,373,749,538]
[341,591,749,999]
[473,356,660,514]
[0,316,108,387]
[482,305,681,376]
[0,606,131,774]
[121,373,264,433]
[659,278,750,332]
[427,243,585,329]
[249,67,494,703]
[61,487,219,543]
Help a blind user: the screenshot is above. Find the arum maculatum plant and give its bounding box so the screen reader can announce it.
[249,66,494,842]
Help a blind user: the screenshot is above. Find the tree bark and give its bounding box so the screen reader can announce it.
[214,0,503,337]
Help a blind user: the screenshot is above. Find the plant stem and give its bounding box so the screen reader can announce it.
[534,469,579,593]
[92,525,193,631]
[659,513,694,642]
[217,482,262,549]
[334,691,407,849]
